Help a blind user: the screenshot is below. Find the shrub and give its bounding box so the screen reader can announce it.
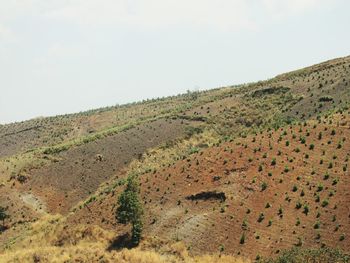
[319,96,334,102]
[314,221,320,229]
[315,194,320,202]
[271,158,276,166]
[317,184,324,192]
[323,173,330,180]
[242,219,248,230]
[278,207,283,216]
[318,132,322,140]
[268,219,273,226]
[332,178,339,186]
[0,206,9,227]
[240,233,246,244]
[258,212,265,222]
[321,199,329,207]
[261,182,268,191]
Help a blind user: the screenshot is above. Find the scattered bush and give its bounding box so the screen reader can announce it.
[258,213,265,223]
[261,182,268,191]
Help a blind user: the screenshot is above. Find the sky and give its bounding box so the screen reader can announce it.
[0,0,349,124]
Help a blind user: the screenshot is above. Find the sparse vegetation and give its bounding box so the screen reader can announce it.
[0,206,9,228]
[1,56,350,262]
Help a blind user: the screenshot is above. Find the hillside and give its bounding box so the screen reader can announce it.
[0,56,350,262]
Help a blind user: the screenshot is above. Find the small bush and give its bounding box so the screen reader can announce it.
[240,232,246,244]
[271,158,276,166]
[258,213,265,222]
[321,199,329,207]
[261,182,268,191]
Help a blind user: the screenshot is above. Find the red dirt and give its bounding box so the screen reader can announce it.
[67,112,350,260]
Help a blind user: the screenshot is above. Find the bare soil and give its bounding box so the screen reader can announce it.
[68,112,350,260]
[22,118,196,214]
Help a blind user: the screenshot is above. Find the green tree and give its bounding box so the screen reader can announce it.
[116,175,143,246]
[0,206,9,228]
[186,89,199,101]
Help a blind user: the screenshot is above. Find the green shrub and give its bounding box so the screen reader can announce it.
[261,182,268,191]
[258,213,265,222]
[321,199,329,207]
[314,221,320,229]
[295,201,302,209]
[240,232,246,244]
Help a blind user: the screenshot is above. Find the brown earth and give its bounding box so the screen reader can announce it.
[21,118,199,214]
[0,95,199,158]
[67,111,350,260]
[1,56,350,261]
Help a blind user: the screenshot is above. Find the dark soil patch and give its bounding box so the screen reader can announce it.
[186,191,226,202]
[23,118,194,214]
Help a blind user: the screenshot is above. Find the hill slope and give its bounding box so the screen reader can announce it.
[0,56,350,262]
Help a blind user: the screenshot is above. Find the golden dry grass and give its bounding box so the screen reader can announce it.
[1,246,250,263]
[1,215,249,263]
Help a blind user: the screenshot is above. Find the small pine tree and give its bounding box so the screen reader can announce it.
[240,232,246,244]
[116,175,143,246]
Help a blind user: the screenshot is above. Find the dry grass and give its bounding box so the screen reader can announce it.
[1,246,250,263]
[1,215,249,263]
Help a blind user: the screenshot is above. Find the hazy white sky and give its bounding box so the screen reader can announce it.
[0,0,349,124]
